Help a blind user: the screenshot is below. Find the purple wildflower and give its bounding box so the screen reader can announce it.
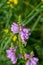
[6,46,17,64]
[20,28,30,45]
[10,53,17,64]
[11,22,31,45]
[11,23,19,33]
[25,53,39,65]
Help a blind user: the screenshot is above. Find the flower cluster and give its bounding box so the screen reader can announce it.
[6,46,17,64]
[6,22,39,65]
[11,22,30,46]
[6,46,22,64]
[7,0,18,8]
[25,53,39,65]
[6,47,39,65]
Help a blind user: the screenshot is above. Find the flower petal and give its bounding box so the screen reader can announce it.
[11,23,19,33]
[33,57,39,62]
[26,61,31,65]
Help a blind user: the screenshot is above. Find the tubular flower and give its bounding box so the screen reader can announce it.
[20,28,30,45]
[24,53,39,65]
[6,46,17,64]
[11,22,30,45]
[11,23,19,33]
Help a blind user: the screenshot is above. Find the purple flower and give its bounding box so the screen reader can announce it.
[11,23,19,33]
[26,61,31,65]
[6,49,13,59]
[11,54,17,64]
[11,22,31,45]
[20,28,30,45]
[6,46,17,64]
[25,53,39,65]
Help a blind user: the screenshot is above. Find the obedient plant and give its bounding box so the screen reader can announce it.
[25,53,39,65]
[11,22,30,45]
[6,46,23,64]
[6,46,18,64]
[6,22,39,65]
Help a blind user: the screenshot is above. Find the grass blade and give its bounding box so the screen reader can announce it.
[31,15,41,32]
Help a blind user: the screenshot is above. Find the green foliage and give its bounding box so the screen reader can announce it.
[0,0,43,65]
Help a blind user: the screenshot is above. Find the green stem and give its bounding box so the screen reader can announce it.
[18,16,25,57]
[18,33,25,56]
